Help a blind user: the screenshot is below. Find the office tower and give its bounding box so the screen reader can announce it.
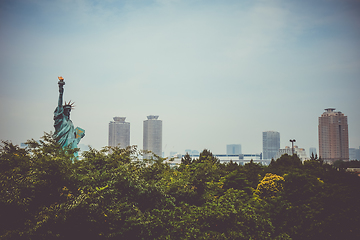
[143,115,162,158]
[108,117,130,148]
[309,147,317,157]
[318,108,349,163]
[226,144,242,155]
[263,131,280,160]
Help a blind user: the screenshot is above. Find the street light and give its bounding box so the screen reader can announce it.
[289,139,296,155]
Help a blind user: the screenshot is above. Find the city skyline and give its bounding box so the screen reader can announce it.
[1,0,360,156]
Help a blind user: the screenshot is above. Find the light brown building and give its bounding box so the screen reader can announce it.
[318,108,349,163]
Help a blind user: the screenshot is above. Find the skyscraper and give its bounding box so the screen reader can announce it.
[108,117,130,148]
[226,144,242,155]
[143,115,162,158]
[318,108,349,163]
[263,131,280,160]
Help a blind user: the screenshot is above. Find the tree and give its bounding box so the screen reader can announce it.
[268,154,302,175]
[194,149,220,164]
[240,160,264,189]
[179,152,192,170]
[255,173,284,199]
[1,134,360,239]
[221,170,252,196]
[0,134,78,238]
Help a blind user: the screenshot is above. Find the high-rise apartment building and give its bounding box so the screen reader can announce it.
[108,117,130,148]
[143,115,162,158]
[226,144,242,155]
[318,108,349,163]
[263,131,280,160]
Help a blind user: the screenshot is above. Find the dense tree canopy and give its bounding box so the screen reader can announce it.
[1,134,359,239]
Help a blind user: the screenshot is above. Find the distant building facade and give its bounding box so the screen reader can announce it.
[263,131,280,160]
[108,117,130,148]
[318,108,349,163]
[191,150,199,156]
[166,153,266,167]
[184,149,199,156]
[309,147,317,158]
[349,147,360,160]
[170,151,179,158]
[143,115,162,158]
[274,146,308,162]
[226,144,242,155]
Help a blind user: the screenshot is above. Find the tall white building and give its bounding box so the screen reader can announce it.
[143,115,162,158]
[263,131,280,160]
[108,117,130,148]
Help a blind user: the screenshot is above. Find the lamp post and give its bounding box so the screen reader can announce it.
[290,139,296,155]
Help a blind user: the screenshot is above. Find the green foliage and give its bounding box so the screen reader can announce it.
[268,154,302,175]
[1,135,360,239]
[221,170,251,195]
[180,152,192,166]
[240,160,264,189]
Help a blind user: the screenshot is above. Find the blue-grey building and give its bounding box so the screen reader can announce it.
[262,131,280,160]
[226,144,242,155]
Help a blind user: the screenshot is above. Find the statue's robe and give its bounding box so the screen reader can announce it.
[53,106,81,154]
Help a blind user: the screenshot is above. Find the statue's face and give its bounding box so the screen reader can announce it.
[64,107,71,117]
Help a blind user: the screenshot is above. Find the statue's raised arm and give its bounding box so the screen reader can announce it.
[58,76,65,107]
[53,76,85,157]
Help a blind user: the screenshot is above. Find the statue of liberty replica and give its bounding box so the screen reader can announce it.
[53,77,85,156]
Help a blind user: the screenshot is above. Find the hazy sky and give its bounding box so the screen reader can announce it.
[1,0,360,156]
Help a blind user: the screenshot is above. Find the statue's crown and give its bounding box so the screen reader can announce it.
[64,100,75,109]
